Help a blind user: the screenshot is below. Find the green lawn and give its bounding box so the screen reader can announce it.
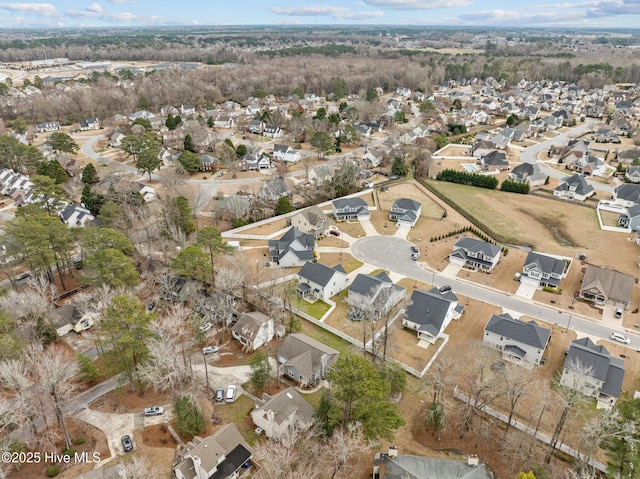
[216,394,253,424]
[302,386,330,408]
[292,296,331,319]
[299,319,353,355]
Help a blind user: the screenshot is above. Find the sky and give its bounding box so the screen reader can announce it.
[1,0,640,29]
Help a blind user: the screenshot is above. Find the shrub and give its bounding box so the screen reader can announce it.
[436,169,498,189]
[46,466,60,477]
[73,438,86,445]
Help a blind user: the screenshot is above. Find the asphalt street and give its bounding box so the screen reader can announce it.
[351,235,640,350]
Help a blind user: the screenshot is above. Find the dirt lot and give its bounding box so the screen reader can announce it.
[89,386,172,414]
[234,217,289,237]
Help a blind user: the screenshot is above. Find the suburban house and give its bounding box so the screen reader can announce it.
[332,197,371,221]
[553,174,595,201]
[160,276,201,304]
[173,423,253,479]
[133,182,158,202]
[79,118,100,131]
[232,312,275,351]
[483,313,551,368]
[60,204,95,228]
[288,205,333,239]
[560,337,624,407]
[520,252,570,290]
[268,227,315,267]
[566,154,607,176]
[373,448,493,479]
[449,237,501,272]
[263,125,283,138]
[626,166,640,183]
[389,198,422,227]
[272,144,301,163]
[51,304,96,337]
[240,153,271,171]
[618,204,640,231]
[248,120,264,134]
[36,121,61,132]
[612,184,640,207]
[109,132,125,148]
[347,271,406,318]
[251,387,315,439]
[213,115,234,129]
[309,164,332,185]
[479,150,509,171]
[469,140,496,158]
[260,178,289,202]
[402,287,463,344]
[509,163,546,186]
[578,264,635,310]
[296,261,348,302]
[278,333,339,386]
[199,154,220,172]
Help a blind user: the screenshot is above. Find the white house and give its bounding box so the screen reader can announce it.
[347,271,406,319]
[389,198,422,227]
[520,252,570,290]
[402,287,463,343]
[268,227,315,268]
[449,237,501,272]
[231,312,275,351]
[272,144,301,163]
[51,304,96,337]
[295,262,348,302]
[60,204,95,228]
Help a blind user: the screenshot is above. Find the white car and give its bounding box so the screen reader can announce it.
[202,346,219,355]
[226,384,237,403]
[610,332,631,344]
[143,407,164,416]
[199,323,213,333]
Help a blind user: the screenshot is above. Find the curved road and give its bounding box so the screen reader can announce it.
[351,235,640,350]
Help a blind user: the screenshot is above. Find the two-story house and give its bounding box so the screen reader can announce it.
[449,237,501,272]
[332,198,370,222]
[612,184,640,207]
[347,271,406,319]
[389,198,422,228]
[402,286,464,344]
[272,144,301,163]
[520,252,570,290]
[251,387,315,439]
[288,205,333,239]
[508,162,546,187]
[174,424,253,479]
[483,313,551,368]
[278,333,339,387]
[479,150,509,171]
[553,173,595,201]
[52,304,96,337]
[295,262,348,302]
[560,337,624,408]
[60,204,95,228]
[268,227,315,267]
[232,312,275,351]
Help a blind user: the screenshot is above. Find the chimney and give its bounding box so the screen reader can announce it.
[388,446,398,458]
[468,454,479,467]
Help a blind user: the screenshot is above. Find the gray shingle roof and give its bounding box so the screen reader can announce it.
[453,237,501,259]
[391,198,421,212]
[565,337,624,398]
[580,265,635,304]
[615,184,640,203]
[279,333,338,379]
[523,252,566,276]
[298,261,345,287]
[253,387,314,426]
[555,173,594,196]
[404,287,457,334]
[332,197,368,210]
[373,453,493,479]
[485,313,551,349]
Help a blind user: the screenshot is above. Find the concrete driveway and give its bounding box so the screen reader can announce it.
[515,282,538,300]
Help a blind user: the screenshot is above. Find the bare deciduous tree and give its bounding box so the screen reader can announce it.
[252,424,318,479]
[322,422,372,479]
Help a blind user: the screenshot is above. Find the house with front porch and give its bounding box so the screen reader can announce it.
[560,337,624,408]
[520,252,570,290]
[402,287,463,344]
[272,144,300,163]
[288,205,333,239]
[509,162,546,187]
[232,312,275,351]
[389,198,422,227]
[449,237,501,272]
[480,150,509,171]
[578,264,634,310]
[625,166,640,183]
[483,313,551,368]
[612,184,640,207]
[278,333,339,386]
[332,198,370,221]
[296,262,348,302]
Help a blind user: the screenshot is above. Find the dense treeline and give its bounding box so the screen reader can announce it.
[436,169,499,189]
[500,179,530,194]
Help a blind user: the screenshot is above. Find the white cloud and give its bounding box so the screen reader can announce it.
[458,8,588,25]
[105,0,137,4]
[0,3,58,17]
[270,5,383,20]
[85,3,102,13]
[361,0,473,9]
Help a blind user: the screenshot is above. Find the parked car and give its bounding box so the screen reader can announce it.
[199,322,213,333]
[146,300,156,312]
[411,252,420,260]
[15,272,31,281]
[143,407,164,416]
[226,384,237,403]
[410,245,419,254]
[329,229,340,236]
[215,387,225,402]
[610,332,631,344]
[202,346,219,355]
[121,435,133,452]
[615,308,623,319]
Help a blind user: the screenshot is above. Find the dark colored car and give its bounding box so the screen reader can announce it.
[121,435,133,452]
[410,245,419,253]
[330,230,340,236]
[215,387,225,402]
